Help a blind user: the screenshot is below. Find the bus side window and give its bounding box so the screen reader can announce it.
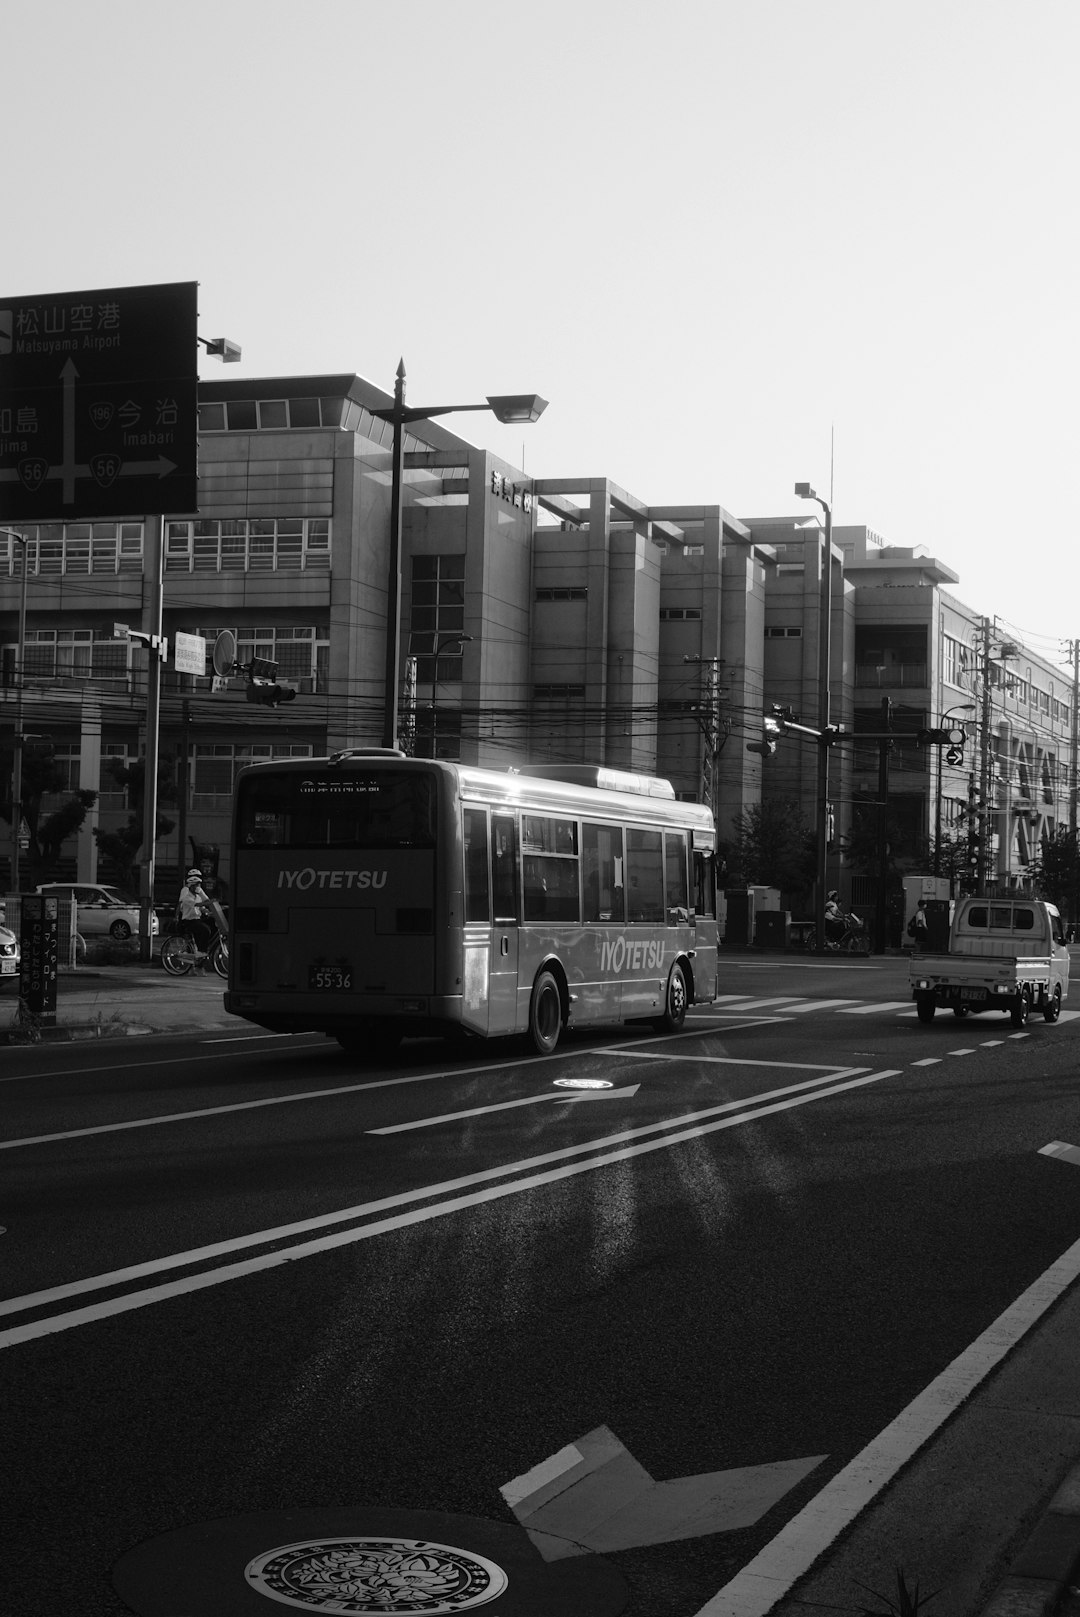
[626,829,664,923]
[665,832,689,921]
[583,822,624,923]
[491,813,520,922]
[463,808,490,922]
[694,851,716,918]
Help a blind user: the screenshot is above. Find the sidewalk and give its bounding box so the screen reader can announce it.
[1,958,238,1043]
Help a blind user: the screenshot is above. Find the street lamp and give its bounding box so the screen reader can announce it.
[423,633,473,758]
[372,360,547,751]
[2,526,29,894]
[934,703,976,879]
[795,482,833,953]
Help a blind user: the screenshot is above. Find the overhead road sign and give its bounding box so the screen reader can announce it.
[0,280,198,521]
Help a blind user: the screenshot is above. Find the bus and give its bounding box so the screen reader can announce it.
[224,750,719,1055]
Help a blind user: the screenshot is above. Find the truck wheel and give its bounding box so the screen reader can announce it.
[1010,990,1030,1028]
[1043,985,1062,1023]
[916,993,936,1024]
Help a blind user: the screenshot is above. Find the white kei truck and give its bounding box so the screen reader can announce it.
[909,896,1070,1027]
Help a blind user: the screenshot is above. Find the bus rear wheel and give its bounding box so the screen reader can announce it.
[528,970,563,1056]
[654,962,688,1033]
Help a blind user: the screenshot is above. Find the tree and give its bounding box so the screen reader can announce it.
[729,798,817,901]
[92,757,176,893]
[0,744,98,888]
[1031,828,1080,917]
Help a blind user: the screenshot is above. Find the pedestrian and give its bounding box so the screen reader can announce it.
[907,900,929,950]
[177,868,213,968]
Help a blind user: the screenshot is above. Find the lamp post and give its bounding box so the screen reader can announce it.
[934,703,976,880]
[372,361,547,751]
[795,483,833,953]
[2,526,29,894]
[425,633,473,758]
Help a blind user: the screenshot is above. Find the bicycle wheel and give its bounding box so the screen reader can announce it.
[211,936,229,979]
[160,934,195,975]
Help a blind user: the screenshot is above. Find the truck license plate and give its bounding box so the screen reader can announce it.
[309,964,353,991]
[960,987,984,999]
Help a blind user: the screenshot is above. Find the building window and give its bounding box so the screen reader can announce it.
[765,625,802,638]
[190,742,312,805]
[536,586,587,601]
[198,396,350,432]
[5,522,143,577]
[659,608,702,621]
[165,518,331,573]
[22,630,130,682]
[409,555,466,684]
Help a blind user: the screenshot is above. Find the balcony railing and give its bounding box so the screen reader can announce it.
[854,663,928,689]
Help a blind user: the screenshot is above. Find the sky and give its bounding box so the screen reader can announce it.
[9,0,1080,670]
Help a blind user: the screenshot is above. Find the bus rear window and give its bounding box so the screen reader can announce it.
[237,770,436,849]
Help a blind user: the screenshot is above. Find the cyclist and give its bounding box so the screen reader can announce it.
[176,868,213,968]
[824,889,845,946]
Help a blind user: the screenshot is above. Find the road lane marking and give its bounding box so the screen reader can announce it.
[694,1229,1080,1617]
[911,1058,941,1066]
[947,1048,978,1056]
[370,1084,642,1134]
[769,999,861,1014]
[0,1068,901,1346]
[839,1001,914,1014]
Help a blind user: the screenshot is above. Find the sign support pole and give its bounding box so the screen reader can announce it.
[139,514,164,962]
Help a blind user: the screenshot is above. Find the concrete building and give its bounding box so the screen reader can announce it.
[3,369,1075,915]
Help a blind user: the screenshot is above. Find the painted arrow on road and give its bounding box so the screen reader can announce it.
[500,1426,826,1560]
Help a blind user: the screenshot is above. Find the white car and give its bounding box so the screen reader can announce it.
[0,921,19,984]
[36,883,159,942]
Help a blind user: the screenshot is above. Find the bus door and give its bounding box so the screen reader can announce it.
[692,833,719,1001]
[489,812,520,1034]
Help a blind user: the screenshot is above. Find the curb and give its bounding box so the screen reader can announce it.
[978,1463,1080,1617]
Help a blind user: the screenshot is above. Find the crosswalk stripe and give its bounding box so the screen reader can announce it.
[839,1001,915,1014]
[774,998,862,1014]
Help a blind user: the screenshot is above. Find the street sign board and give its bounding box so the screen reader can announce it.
[174,631,207,677]
[0,280,198,521]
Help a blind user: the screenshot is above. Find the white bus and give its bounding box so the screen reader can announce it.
[225,751,719,1055]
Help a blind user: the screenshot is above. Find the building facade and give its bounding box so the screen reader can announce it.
[2,370,1076,912]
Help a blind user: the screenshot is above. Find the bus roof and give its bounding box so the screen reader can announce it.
[236,753,715,832]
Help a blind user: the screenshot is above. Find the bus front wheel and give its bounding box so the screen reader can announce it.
[654,961,688,1033]
[528,970,563,1056]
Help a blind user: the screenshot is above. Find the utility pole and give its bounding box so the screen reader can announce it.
[875,697,892,953]
[978,617,993,898]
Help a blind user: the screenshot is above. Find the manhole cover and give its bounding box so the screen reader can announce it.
[112,1508,629,1616]
[245,1535,507,1611]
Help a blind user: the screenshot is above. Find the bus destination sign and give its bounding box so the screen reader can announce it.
[0,279,198,521]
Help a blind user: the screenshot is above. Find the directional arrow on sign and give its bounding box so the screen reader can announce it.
[500,1426,826,1560]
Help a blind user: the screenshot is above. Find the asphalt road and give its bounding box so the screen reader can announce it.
[5,955,1080,1617]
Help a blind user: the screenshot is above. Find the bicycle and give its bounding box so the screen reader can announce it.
[802,912,871,954]
[160,905,229,978]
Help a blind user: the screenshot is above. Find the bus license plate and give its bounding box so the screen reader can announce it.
[310,965,353,991]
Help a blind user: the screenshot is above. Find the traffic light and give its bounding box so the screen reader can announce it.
[917,726,967,746]
[245,657,298,707]
[747,716,783,756]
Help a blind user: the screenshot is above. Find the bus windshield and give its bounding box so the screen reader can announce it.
[236,769,437,850]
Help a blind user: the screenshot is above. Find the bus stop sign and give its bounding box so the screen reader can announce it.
[0,280,198,521]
